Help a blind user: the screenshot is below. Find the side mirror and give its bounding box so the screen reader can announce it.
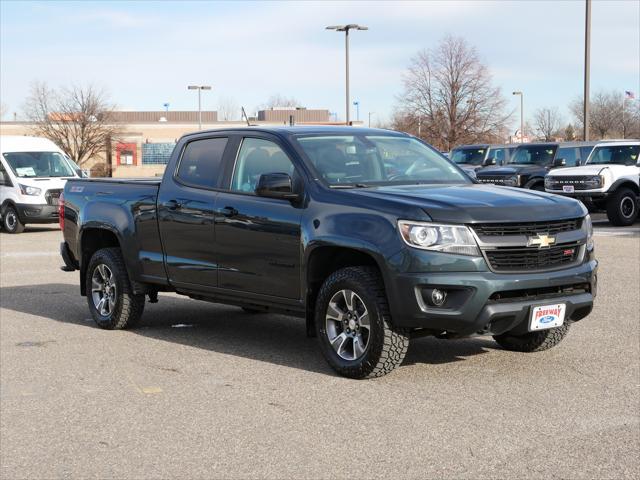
[553,158,566,167]
[256,173,300,201]
[482,157,497,167]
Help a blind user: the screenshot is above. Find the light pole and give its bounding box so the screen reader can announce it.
[163,103,170,114]
[368,112,375,127]
[353,101,360,121]
[326,24,368,125]
[512,91,524,143]
[583,0,591,140]
[187,85,212,130]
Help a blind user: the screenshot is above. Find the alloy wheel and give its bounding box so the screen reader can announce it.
[91,264,117,316]
[325,289,371,361]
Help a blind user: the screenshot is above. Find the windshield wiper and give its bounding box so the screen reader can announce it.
[330,183,371,189]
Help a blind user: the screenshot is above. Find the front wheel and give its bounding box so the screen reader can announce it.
[86,247,145,329]
[2,206,25,234]
[606,187,638,226]
[315,266,409,379]
[493,323,570,352]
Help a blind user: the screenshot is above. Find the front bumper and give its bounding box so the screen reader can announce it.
[15,203,59,224]
[546,190,609,200]
[388,258,597,336]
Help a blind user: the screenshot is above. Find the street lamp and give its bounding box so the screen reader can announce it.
[512,91,524,143]
[368,111,375,128]
[187,85,212,130]
[326,24,368,125]
[353,101,360,121]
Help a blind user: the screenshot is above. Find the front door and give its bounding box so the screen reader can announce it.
[214,136,303,299]
[157,136,230,288]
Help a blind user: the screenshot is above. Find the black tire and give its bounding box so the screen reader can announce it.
[493,323,570,352]
[86,247,145,329]
[2,206,25,234]
[606,187,638,226]
[524,179,545,191]
[315,266,409,379]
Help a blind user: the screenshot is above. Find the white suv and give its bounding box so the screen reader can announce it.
[545,141,639,226]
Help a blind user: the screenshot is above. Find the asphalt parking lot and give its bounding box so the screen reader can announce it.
[1,218,638,479]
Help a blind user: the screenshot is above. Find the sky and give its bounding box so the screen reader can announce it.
[1,0,639,131]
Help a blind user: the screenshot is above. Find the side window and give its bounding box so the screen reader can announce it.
[0,162,11,186]
[230,138,294,193]
[558,147,578,166]
[491,148,505,163]
[176,137,228,188]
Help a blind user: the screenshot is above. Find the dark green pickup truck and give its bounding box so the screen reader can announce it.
[60,127,598,378]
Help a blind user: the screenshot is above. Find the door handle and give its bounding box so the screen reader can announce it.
[162,199,182,210]
[220,206,238,217]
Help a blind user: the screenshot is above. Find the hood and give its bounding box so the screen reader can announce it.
[548,164,638,176]
[348,183,586,223]
[477,164,545,176]
[15,177,71,190]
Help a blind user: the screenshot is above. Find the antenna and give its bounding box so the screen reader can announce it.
[241,107,252,126]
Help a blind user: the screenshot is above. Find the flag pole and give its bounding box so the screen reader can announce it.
[621,93,625,139]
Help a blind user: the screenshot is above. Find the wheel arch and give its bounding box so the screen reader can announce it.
[609,179,640,196]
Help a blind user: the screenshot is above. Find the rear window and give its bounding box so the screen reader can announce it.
[176,137,228,188]
[588,145,640,165]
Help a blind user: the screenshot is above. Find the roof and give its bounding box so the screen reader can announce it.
[592,140,640,147]
[185,125,407,139]
[451,144,490,150]
[513,141,599,148]
[0,135,62,153]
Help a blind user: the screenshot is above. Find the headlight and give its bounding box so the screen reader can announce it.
[502,175,520,187]
[584,214,594,251]
[583,176,603,189]
[398,220,480,256]
[19,184,42,196]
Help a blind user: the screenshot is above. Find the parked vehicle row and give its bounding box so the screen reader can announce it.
[59,126,597,378]
[0,136,84,233]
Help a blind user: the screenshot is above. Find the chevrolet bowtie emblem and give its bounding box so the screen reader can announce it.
[528,233,556,249]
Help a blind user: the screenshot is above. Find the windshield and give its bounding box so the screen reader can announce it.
[509,145,557,165]
[450,147,487,165]
[587,145,640,165]
[3,151,76,178]
[295,135,470,186]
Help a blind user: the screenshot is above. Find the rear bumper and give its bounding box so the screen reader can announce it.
[388,258,597,336]
[60,242,79,271]
[15,203,58,223]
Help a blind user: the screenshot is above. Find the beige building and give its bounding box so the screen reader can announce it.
[1,109,354,178]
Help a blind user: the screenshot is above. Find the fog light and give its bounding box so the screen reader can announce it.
[431,289,447,307]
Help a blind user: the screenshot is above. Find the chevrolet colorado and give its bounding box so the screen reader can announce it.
[59,127,597,378]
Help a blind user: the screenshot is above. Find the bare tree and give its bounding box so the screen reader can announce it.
[218,96,239,121]
[263,94,299,109]
[564,124,576,141]
[393,35,510,150]
[24,82,119,167]
[569,89,636,139]
[532,107,563,140]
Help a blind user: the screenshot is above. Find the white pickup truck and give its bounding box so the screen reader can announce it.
[545,141,640,226]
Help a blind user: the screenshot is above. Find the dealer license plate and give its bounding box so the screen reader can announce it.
[529,304,566,331]
[562,185,575,193]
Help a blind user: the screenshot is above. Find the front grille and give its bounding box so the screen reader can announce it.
[45,189,62,206]
[546,176,598,191]
[472,219,581,237]
[489,283,591,303]
[484,243,581,272]
[477,176,509,185]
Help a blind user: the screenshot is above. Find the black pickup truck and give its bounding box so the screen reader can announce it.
[476,142,596,190]
[60,127,597,378]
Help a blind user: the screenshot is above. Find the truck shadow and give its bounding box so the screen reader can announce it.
[0,283,492,376]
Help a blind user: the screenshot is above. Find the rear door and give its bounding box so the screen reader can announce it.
[214,135,303,299]
[157,135,232,287]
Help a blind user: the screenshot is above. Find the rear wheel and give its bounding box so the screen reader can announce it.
[606,187,638,226]
[2,206,25,234]
[493,323,570,352]
[86,247,145,329]
[315,266,409,379]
